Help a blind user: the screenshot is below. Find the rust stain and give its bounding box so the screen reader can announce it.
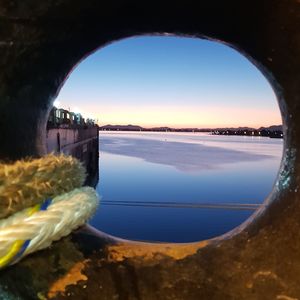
[107,240,208,262]
[253,270,279,279]
[247,270,287,290]
[277,295,298,300]
[47,260,89,298]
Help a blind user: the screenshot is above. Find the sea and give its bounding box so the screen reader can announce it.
[89,131,283,243]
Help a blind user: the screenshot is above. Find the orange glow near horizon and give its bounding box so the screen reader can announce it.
[73,103,282,129]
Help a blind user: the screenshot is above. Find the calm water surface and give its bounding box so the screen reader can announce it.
[89,132,283,242]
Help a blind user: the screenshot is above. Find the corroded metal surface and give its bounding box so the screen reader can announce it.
[0,0,299,299]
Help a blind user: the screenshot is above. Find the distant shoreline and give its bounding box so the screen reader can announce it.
[99,124,283,138]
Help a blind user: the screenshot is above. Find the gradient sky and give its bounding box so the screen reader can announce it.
[55,36,282,128]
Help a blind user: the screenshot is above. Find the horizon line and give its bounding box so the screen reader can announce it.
[98,123,282,130]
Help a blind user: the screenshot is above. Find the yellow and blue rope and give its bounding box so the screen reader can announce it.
[0,198,52,268]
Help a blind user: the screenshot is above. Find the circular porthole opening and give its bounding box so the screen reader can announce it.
[51,35,283,243]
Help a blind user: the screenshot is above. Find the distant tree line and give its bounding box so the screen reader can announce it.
[211,129,283,139]
[99,124,283,138]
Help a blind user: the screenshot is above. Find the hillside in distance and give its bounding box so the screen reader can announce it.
[99,124,283,132]
[99,124,144,131]
[258,125,283,131]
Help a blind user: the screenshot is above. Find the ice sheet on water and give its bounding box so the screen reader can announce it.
[99,136,273,172]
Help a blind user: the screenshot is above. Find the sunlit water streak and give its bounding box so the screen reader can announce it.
[89,132,283,243]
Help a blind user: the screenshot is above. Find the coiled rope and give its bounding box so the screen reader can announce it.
[0,154,99,268]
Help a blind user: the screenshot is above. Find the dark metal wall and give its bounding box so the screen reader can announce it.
[0,1,299,299]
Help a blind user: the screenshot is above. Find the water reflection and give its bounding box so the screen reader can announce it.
[89,132,283,242]
[100,134,273,172]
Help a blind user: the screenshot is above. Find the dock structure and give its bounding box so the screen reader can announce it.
[46,107,99,186]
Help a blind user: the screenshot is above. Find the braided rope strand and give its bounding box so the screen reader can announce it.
[0,154,99,269]
[0,187,99,268]
[0,199,52,267]
[0,154,86,219]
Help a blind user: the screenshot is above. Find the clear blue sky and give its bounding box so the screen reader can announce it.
[55,35,281,128]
